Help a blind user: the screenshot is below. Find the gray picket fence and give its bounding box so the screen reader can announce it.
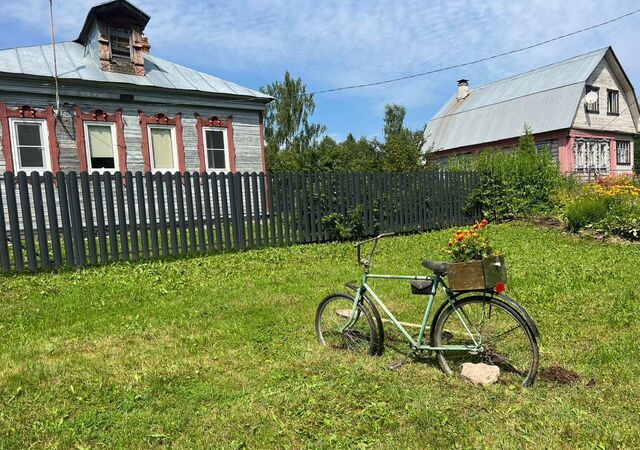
[0,171,481,273]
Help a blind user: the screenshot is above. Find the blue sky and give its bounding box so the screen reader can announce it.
[1,0,638,141]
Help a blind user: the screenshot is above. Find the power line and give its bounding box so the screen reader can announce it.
[602,95,639,130]
[310,8,640,95]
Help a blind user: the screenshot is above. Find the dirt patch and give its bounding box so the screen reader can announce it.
[539,364,580,384]
[525,216,564,228]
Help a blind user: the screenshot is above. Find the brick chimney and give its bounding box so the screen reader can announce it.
[457,79,470,101]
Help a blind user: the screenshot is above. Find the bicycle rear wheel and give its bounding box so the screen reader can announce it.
[431,296,539,386]
[315,293,380,356]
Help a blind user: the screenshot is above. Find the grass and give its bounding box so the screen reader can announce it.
[1,222,639,448]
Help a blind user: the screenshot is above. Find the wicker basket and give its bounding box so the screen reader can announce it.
[447,256,507,291]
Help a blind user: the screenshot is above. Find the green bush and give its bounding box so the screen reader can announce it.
[321,205,365,241]
[464,129,563,221]
[565,195,609,232]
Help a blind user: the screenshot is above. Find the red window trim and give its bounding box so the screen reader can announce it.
[75,107,127,173]
[139,112,185,173]
[195,114,236,173]
[0,104,60,173]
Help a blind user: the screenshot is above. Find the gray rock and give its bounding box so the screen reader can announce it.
[460,363,500,386]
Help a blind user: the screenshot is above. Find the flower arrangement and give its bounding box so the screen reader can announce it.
[445,220,501,263]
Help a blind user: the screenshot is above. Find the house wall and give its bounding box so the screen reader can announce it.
[0,92,265,174]
[572,58,637,134]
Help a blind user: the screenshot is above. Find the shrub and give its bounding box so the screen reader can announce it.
[445,220,500,262]
[321,205,365,241]
[565,195,609,232]
[464,129,563,221]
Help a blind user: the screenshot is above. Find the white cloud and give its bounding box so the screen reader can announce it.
[1,0,638,130]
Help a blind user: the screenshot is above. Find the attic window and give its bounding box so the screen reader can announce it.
[585,86,599,114]
[110,28,131,59]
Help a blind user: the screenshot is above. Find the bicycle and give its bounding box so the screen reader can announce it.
[315,232,540,386]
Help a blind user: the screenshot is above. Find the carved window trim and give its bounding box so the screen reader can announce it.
[0,104,59,174]
[74,107,127,173]
[195,114,236,173]
[139,112,185,173]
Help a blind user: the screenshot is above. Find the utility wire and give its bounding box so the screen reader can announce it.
[310,8,640,95]
[49,0,61,116]
[602,95,639,130]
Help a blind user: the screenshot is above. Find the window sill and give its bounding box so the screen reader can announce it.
[607,112,620,116]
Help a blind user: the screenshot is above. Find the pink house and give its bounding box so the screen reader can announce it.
[423,47,639,176]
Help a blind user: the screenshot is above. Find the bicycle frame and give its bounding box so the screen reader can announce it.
[344,234,483,353]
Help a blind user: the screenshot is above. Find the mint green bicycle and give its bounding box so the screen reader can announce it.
[315,233,540,386]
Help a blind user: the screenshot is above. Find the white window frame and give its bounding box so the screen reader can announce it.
[148,125,179,173]
[202,126,230,172]
[617,140,631,166]
[84,122,119,174]
[9,118,51,173]
[574,139,610,171]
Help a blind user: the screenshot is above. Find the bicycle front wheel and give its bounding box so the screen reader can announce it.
[431,296,539,386]
[315,293,380,356]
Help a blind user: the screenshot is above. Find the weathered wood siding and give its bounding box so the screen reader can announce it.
[572,58,637,135]
[0,93,264,174]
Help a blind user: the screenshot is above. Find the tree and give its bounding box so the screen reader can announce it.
[380,104,425,172]
[260,72,326,171]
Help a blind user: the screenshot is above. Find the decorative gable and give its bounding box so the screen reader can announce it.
[75,0,151,76]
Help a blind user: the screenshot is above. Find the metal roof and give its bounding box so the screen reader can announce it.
[0,41,272,101]
[423,48,610,152]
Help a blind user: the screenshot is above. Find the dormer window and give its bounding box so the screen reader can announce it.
[110,28,131,59]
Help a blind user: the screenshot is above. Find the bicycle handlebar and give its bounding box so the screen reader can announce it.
[355,232,396,267]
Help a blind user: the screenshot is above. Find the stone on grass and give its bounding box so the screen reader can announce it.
[460,363,500,386]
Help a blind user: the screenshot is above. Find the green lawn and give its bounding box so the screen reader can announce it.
[1,223,639,448]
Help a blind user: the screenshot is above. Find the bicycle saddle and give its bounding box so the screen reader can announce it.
[422,259,449,276]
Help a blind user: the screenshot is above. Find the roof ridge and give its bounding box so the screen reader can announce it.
[472,47,609,92]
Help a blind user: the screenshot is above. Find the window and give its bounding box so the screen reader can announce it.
[607,90,619,115]
[204,128,229,171]
[110,28,131,58]
[149,126,178,171]
[585,86,599,113]
[617,140,631,165]
[85,123,118,172]
[574,139,610,171]
[9,118,50,172]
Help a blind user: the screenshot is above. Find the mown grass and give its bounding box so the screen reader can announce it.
[1,222,639,448]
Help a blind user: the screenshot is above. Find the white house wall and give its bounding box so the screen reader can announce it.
[0,94,264,174]
[572,58,637,134]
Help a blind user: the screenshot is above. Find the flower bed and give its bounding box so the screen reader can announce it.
[565,174,640,240]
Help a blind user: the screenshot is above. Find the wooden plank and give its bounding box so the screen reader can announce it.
[44,172,62,269]
[67,172,86,267]
[281,174,291,245]
[135,172,149,259]
[251,172,261,246]
[301,173,311,243]
[165,172,179,256]
[184,173,198,254]
[155,172,169,256]
[244,173,254,248]
[218,173,232,251]
[31,173,50,271]
[80,172,97,265]
[201,172,215,252]
[0,177,11,272]
[4,173,23,271]
[192,172,206,253]
[174,173,188,255]
[272,173,283,245]
[91,173,108,264]
[114,172,128,262]
[308,173,318,242]
[56,171,75,267]
[210,173,224,251]
[294,172,304,243]
[259,173,269,245]
[103,172,119,262]
[17,172,38,271]
[266,173,276,246]
[145,172,159,258]
[125,172,139,260]
[228,173,241,250]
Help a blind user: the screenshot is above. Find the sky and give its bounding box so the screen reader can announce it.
[0,0,638,142]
